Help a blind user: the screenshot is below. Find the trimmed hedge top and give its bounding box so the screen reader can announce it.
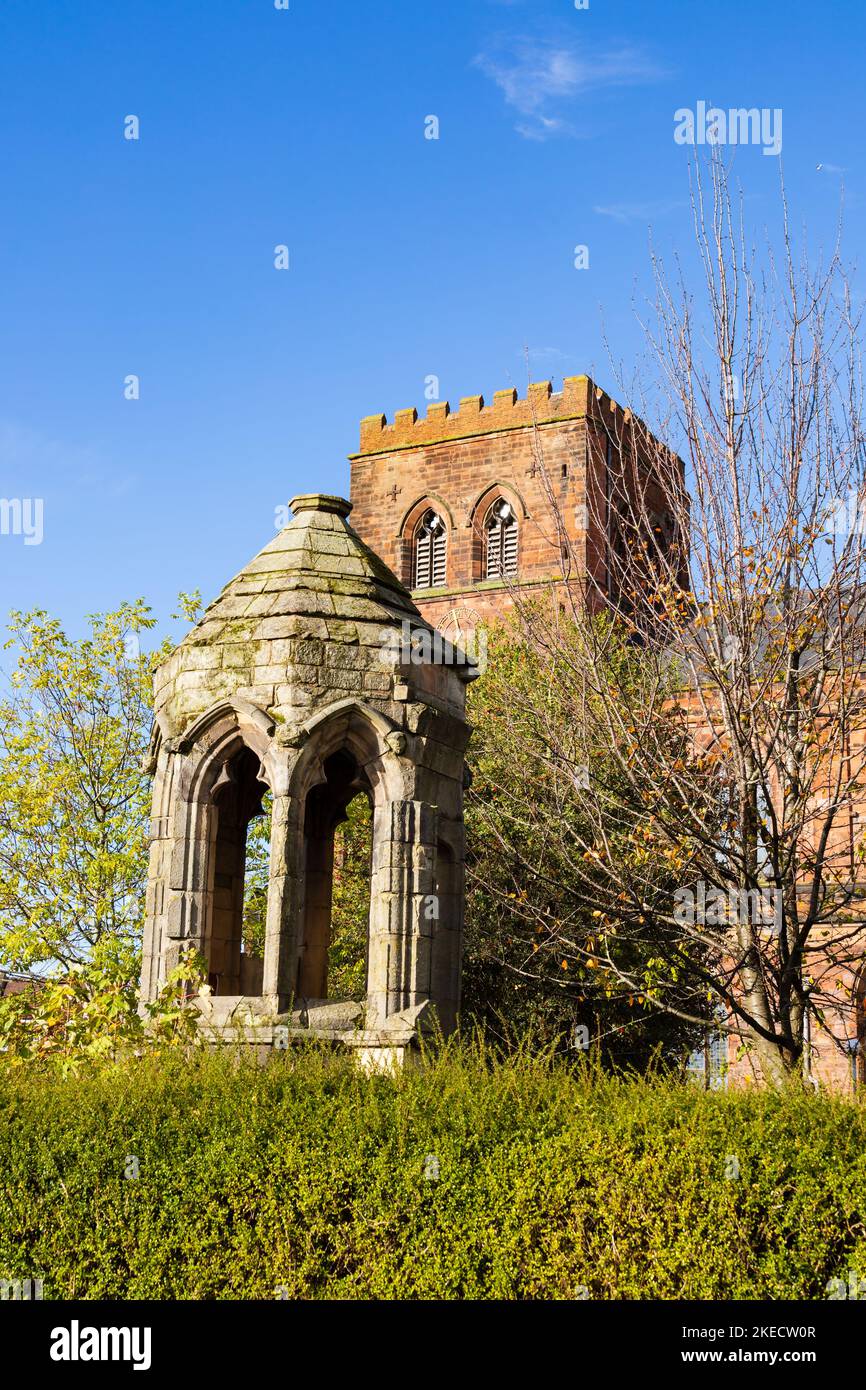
[0,1044,863,1300]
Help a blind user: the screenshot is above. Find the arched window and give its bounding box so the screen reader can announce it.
[208,745,270,997]
[485,500,518,579]
[299,750,371,1002]
[414,508,447,589]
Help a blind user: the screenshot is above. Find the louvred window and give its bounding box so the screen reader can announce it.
[485,500,518,579]
[414,509,447,588]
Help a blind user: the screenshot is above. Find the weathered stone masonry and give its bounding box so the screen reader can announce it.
[140,494,475,1056]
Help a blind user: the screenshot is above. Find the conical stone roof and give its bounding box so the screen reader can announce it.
[192,493,420,635]
[153,494,443,735]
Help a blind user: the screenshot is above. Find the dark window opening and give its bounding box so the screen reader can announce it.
[429,839,459,1019]
[208,746,270,996]
[299,751,371,1002]
[649,509,675,558]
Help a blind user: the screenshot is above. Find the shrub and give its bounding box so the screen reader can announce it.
[0,952,204,1073]
[0,1041,863,1299]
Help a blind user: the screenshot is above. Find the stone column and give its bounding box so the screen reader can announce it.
[261,791,302,1011]
[163,789,215,978]
[141,747,217,1001]
[140,745,176,1004]
[367,799,439,1027]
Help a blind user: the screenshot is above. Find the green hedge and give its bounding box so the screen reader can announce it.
[0,1043,864,1299]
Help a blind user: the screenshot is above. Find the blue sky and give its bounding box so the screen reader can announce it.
[0,0,863,644]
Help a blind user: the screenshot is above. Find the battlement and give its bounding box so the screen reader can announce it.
[354,375,602,457]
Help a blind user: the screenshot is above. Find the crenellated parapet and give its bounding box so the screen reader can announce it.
[354,376,597,456]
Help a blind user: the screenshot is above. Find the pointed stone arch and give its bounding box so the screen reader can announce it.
[141,699,280,1002]
[468,482,527,582]
[468,480,529,526]
[289,697,406,805]
[272,699,403,1009]
[397,495,455,590]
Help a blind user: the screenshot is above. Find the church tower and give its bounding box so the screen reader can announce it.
[348,375,679,640]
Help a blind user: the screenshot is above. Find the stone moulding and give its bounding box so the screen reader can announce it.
[175,697,276,753]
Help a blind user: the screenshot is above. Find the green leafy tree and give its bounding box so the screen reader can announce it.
[241,791,272,960]
[329,794,372,1001]
[0,602,162,975]
[464,612,707,1071]
[0,950,204,1074]
[0,597,210,1065]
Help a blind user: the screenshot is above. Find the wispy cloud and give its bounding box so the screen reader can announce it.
[816,163,846,176]
[474,37,667,140]
[593,199,686,225]
[521,346,570,364]
[515,114,569,141]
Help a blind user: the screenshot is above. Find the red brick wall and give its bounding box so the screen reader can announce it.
[348,375,680,633]
[349,377,596,630]
[349,379,866,1093]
